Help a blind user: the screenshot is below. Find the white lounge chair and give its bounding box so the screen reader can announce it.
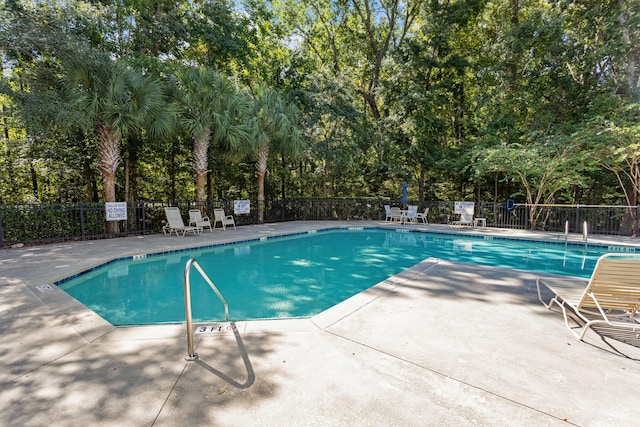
[415,207,429,224]
[384,205,392,222]
[163,207,202,236]
[536,253,640,343]
[189,209,213,232]
[213,208,236,230]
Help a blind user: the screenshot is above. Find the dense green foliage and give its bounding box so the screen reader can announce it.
[1,0,639,210]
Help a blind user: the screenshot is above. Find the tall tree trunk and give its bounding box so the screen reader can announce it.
[418,164,425,208]
[322,159,327,198]
[509,0,520,92]
[299,161,304,197]
[123,141,139,203]
[195,172,206,203]
[103,171,117,203]
[619,3,639,99]
[96,122,121,233]
[30,161,38,200]
[206,170,213,204]
[193,131,211,203]
[454,79,465,143]
[103,169,118,233]
[96,123,120,202]
[494,173,500,224]
[124,156,130,203]
[256,143,269,223]
[129,156,138,203]
[280,152,286,200]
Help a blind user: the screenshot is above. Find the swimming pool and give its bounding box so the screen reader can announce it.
[57,228,632,326]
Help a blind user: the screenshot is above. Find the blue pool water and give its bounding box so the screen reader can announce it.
[57,228,630,325]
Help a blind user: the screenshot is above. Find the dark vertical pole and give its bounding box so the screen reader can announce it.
[80,202,86,241]
[0,208,4,247]
[141,202,147,235]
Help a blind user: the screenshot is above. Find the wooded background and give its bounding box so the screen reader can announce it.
[1,0,639,212]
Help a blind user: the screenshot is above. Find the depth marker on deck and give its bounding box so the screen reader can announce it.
[36,284,55,293]
[194,324,237,334]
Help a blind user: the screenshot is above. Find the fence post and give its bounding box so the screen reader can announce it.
[0,208,3,248]
[574,205,580,234]
[80,202,86,241]
[141,202,147,235]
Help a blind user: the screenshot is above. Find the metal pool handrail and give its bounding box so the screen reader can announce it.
[183,258,229,361]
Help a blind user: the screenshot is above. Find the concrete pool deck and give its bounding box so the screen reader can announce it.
[2,221,640,426]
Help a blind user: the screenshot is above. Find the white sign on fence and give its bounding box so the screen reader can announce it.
[454,201,474,215]
[105,202,128,221]
[234,200,250,214]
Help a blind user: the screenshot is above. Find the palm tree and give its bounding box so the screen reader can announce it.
[251,88,306,222]
[66,54,173,232]
[175,67,251,203]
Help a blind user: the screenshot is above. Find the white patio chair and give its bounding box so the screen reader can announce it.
[213,208,236,230]
[189,209,213,232]
[405,205,418,223]
[384,205,392,222]
[389,207,403,222]
[415,207,429,224]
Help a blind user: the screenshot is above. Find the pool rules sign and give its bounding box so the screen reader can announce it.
[234,200,250,214]
[105,202,128,221]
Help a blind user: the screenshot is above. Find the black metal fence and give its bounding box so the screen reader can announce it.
[1,199,638,247]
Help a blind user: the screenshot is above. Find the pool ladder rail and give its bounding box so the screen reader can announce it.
[183,258,229,361]
[560,220,588,245]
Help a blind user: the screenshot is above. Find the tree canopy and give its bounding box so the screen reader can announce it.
[1,0,639,209]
